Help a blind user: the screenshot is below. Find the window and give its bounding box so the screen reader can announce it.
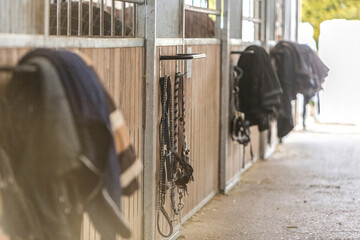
[184,0,220,38]
[49,0,139,37]
[242,0,264,42]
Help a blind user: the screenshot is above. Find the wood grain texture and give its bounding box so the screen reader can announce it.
[155,44,220,240]
[0,47,144,240]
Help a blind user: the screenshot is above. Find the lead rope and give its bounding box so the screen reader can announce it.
[181,73,189,161]
[157,76,173,238]
[174,73,180,153]
[157,73,194,237]
[168,75,179,216]
[177,72,193,195]
[175,72,185,214]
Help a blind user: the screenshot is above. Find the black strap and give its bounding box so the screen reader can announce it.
[241,130,254,169]
[157,73,194,237]
[169,148,193,192]
[158,76,174,238]
[230,64,251,146]
[175,73,193,191]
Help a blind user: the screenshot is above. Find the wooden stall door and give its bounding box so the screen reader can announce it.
[154,44,220,240]
[0,47,144,240]
[226,45,261,186]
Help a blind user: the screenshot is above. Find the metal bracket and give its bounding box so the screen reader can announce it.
[159,53,206,61]
[0,65,38,73]
[230,50,255,55]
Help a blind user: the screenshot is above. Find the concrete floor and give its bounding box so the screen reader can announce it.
[180,127,360,240]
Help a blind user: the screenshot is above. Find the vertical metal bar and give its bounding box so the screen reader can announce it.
[198,12,202,37]
[57,0,61,35]
[133,4,137,37]
[181,0,186,52]
[89,0,93,36]
[214,0,221,38]
[44,0,50,36]
[260,0,265,42]
[78,0,83,36]
[296,0,300,42]
[182,0,185,51]
[143,0,157,238]
[219,0,230,193]
[67,0,72,35]
[240,0,243,39]
[176,46,178,73]
[100,0,104,36]
[159,48,162,76]
[190,9,193,37]
[111,0,115,36]
[122,2,125,36]
[179,0,183,36]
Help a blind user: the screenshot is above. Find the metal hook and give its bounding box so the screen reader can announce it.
[0,65,38,73]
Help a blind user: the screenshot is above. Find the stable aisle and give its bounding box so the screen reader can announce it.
[180,127,360,240]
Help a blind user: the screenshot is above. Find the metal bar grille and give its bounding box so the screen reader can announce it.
[56,0,61,35]
[111,0,115,36]
[122,2,125,36]
[52,0,139,37]
[117,0,144,4]
[89,0,93,35]
[78,0,83,35]
[133,4,136,36]
[67,0,72,35]
[184,1,220,38]
[243,17,261,24]
[100,0,104,36]
[184,4,221,16]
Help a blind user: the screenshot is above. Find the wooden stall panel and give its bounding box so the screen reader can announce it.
[154,44,220,240]
[0,47,144,240]
[182,44,220,219]
[155,45,180,240]
[79,47,144,240]
[226,45,262,184]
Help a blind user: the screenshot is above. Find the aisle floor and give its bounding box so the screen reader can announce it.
[180,127,360,240]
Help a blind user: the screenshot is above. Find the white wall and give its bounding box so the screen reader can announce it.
[318,19,360,124]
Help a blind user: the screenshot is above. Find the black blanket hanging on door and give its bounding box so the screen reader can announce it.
[236,45,283,132]
[271,41,329,137]
[0,49,138,240]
